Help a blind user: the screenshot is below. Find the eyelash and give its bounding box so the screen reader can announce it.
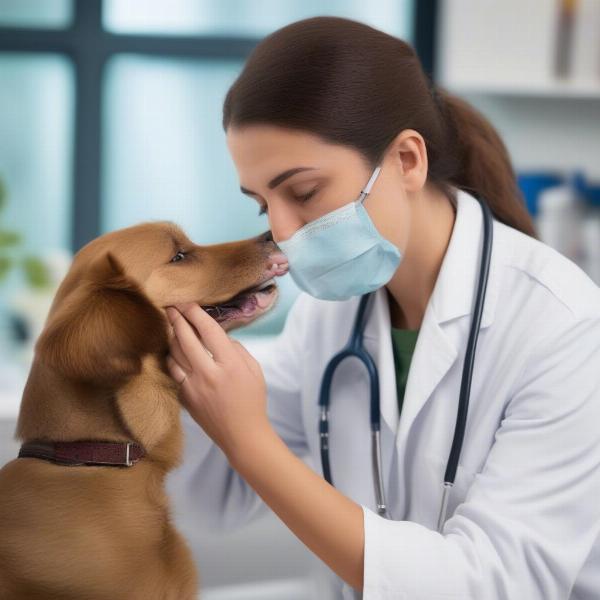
[258,187,319,216]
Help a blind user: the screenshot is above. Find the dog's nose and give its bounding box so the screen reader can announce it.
[259,230,274,243]
[266,250,288,277]
[258,229,288,275]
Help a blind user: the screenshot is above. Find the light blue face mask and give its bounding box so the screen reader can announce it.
[276,163,403,301]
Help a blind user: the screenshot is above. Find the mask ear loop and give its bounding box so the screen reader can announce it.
[357,165,382,204]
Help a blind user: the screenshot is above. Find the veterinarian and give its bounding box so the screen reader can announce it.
[164,17,600,600]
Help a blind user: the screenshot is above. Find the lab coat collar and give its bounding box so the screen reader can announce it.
[429,187,501,328]
[360,187,503,445]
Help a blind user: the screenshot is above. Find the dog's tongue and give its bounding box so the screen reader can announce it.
[203,271,283,322]
[255,288,274,309]
[236,287,273,314]
[240,296,257,315]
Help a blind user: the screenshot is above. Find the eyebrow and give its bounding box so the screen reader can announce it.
[239,167,317,196]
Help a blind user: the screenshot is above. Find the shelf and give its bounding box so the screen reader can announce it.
[440,78,600,99]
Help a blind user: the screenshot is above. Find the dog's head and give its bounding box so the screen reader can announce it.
[35,221,286,386]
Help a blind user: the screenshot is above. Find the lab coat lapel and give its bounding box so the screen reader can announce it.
[395,302,457,457]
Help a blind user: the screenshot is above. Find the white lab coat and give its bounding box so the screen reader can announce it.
[166,188,600,600]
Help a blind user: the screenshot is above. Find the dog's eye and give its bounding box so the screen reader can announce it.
[170,251,186,263]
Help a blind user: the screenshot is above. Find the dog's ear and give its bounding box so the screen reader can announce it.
[35,251,169,386]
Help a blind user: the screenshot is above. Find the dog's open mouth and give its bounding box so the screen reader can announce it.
[201,278,278,323]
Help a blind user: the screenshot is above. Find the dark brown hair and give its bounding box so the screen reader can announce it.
[223,16,537,238]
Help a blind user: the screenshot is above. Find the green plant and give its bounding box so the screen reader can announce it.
[0,175,51,289]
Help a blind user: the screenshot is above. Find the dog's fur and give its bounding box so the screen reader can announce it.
[0,221,279,599]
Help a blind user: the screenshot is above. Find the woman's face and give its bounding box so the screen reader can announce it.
[226,123,416,250]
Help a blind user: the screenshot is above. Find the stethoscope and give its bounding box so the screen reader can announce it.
[318,194,494,533]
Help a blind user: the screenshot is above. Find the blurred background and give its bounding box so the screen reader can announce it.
[0,1,599,598]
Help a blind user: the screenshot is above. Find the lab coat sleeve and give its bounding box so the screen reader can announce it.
[165,292,312,533]
[360,314,600,600]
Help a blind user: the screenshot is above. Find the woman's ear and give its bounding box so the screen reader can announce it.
[35,251,169,386]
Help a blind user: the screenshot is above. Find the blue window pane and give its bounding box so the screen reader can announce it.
[0,53,74,358]
[102,55,299,336]
[0,0,73,29]
[103,0,413,40]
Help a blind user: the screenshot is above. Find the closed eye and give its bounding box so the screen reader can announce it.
[296,187,319,203]
[257,187,319,216]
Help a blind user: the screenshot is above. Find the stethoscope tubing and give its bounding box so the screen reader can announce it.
[436,195,493,530]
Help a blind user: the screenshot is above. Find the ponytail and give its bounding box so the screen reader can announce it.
[433,85,538,239]
[223,16,537,239]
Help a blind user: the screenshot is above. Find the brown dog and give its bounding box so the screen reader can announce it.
[0,221,286,599]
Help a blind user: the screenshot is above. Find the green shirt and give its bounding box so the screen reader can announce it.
[390,326,420,415]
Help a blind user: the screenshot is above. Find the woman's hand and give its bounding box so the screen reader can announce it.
[165,302,272,458]
[165,303,365,591]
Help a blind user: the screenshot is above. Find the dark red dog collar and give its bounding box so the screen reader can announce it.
[18,440,146,467]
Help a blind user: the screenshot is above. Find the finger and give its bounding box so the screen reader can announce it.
[169,334,193,372]
[174,302,233,363]
[170,307,215,365]
[166,306,216,373]
[166,353,189,385]
[166,355,193,411]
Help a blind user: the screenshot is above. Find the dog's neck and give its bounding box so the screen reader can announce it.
[15,353,184,472]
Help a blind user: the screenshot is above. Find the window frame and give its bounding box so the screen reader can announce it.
[0,0,437,252]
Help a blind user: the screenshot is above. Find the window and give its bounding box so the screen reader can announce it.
[0,0,419,345]
[103,0,411,37]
